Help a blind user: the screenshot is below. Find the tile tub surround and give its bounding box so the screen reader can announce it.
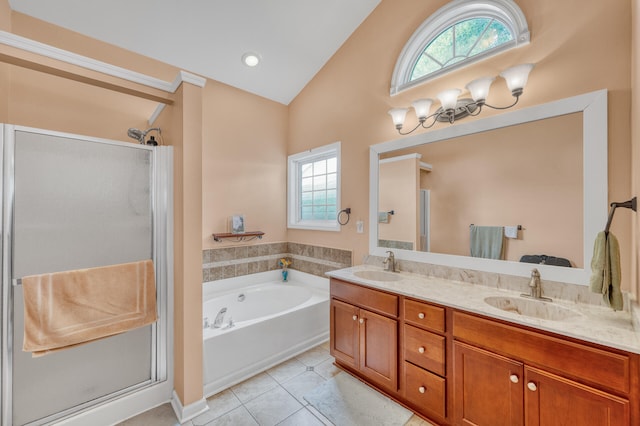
[328,264,640,354]
[203,242,352,282]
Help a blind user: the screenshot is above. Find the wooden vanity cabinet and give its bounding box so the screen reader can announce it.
[453,311,635,426]
[330,279,398,392]
[330,277,638,426]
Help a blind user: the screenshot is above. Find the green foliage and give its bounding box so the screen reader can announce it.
[410,18,514,81]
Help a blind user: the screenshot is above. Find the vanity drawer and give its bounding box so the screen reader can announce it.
[453,311,631,394]
[404,298,445,332]
[404,361,446,418]
[330,279,398,317]
[404,324,445,376]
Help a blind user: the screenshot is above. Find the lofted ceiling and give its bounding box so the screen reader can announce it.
[9,0,381,105]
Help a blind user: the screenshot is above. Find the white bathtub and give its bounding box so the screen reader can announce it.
[202,270,329,397]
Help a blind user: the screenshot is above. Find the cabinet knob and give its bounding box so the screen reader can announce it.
[359,318,364,324]
[418,386,426,394]
[418,312,425,319]
[418,346,426,354]
[509,374,519,384]
[527,382,537,392]
[352,315,358,321]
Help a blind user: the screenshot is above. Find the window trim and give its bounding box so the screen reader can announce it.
[287,141,341,231]
[390,0,530,96]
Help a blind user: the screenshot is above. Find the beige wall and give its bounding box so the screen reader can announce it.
[633,0,640,303]
[379,157,419,247]
[413,114,583,265]
[288,0,633,289]
[202,81,288,249]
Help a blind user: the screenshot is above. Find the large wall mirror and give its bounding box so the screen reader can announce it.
[369,90,608,285]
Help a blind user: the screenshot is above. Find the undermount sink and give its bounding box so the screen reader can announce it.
[353,270,403,282]
[484,296,581,321]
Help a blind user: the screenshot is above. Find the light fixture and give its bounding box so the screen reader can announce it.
[242,52,261,67]
[389,63,535,134]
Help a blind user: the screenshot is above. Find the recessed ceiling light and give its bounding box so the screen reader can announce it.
[242,52,261,67]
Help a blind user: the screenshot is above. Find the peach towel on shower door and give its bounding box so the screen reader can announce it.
[22,259,157,357]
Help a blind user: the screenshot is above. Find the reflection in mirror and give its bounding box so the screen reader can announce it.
[379,113,583,267]
[370,90,608,285]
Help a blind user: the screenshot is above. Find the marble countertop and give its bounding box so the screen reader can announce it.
[326,265,640,354]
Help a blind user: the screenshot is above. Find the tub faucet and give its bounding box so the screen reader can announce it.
[213,307,227,328]
[203,317,210,329]
[383,251,397,272]
[521,269,552,301]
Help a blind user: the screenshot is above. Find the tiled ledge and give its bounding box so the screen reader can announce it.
[203,242,352,282]
[364,255,629,310]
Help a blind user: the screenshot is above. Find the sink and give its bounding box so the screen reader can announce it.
[484,296,581,321]
[353,270,403,282]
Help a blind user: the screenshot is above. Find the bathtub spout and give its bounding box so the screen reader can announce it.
[213,307,227,328]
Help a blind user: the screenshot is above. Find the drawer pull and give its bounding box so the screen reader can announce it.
[418,312,425,319]
[418,386,426,394]
[352,315,357,321]
[359,318,364,324]
[527,382,537,392]
[418,346,426,354]
[509,374,519,384]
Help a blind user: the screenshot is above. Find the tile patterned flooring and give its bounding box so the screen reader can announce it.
[119,342,434,426]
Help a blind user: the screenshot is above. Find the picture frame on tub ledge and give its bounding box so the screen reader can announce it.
[230,214,245,234]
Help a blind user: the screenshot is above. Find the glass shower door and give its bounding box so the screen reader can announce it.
[8,129,157,425]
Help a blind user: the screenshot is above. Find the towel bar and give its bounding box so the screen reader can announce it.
[470,224,522,230]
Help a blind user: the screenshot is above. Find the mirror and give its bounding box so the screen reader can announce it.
[370,90,608,285]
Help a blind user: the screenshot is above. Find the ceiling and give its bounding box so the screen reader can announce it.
[9,0,381,105]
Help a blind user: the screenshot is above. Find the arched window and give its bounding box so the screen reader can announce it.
[390,0,530,95]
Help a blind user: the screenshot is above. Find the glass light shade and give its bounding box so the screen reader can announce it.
[411,99,433,120]
[437,89,461,111]
[388,108,409,129]
[500,63,535,93]
[465,77,495,102]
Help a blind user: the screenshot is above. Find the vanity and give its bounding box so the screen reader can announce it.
[327,267,640,425]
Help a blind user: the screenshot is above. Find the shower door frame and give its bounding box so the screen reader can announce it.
[0,125,173,426]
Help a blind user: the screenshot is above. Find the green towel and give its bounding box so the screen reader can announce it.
[589,231,623,311]
[470,226,504,260]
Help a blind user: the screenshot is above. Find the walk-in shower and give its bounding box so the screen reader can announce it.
[0,125,173,425]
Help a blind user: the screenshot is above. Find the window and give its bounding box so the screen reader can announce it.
[288,142,341,231]
[390,0,530,95]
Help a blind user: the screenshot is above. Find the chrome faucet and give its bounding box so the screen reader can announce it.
[521,269,551,301]
[213,307,227,328]
[383,251,397,272]
[203,317,210,329]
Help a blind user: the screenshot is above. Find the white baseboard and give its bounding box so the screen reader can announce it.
[170,390,209,424]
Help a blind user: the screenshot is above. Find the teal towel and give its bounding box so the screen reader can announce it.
[470,226,504,260]
[590,231,623,311]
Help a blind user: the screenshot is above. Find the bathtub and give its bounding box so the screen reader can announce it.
[202,269,329,397]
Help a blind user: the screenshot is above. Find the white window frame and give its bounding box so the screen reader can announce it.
[390,0,530,96]
[287,141,341,231]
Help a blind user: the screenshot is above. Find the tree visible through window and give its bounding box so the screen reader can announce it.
[390,0,530,95]
[411,18,514,81]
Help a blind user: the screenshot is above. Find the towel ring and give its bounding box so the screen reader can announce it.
[338,208,351,226]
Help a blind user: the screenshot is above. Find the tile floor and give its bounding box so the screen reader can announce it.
[119,342,434,426]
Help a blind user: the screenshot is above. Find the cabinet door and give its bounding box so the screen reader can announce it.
[524,367,629,426]
[360,309,398,391]
[330,298,359,369]
[454,342,524,426]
